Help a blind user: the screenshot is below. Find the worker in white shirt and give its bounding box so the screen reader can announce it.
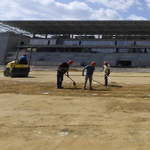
[101,61,110,86]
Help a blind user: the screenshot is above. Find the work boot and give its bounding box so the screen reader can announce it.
[57,86,63,89]
[90,87,94,90]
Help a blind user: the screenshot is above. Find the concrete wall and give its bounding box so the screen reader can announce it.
[132,60,140,67]
[107,60,117,67]
[0,33,30,63]
[139,60,149,67]
[31,61,81,67]
[7,34,30,52]
[0,33,9,63]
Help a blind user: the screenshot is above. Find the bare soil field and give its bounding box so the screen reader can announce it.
[0,66,150,150]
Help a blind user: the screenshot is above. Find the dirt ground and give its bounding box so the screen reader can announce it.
[1,66,150,150]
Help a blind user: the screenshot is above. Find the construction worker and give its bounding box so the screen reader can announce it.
[57,60,73,89]
[19,53,28,64]
[82,62,96,90]
[101,61,110,86]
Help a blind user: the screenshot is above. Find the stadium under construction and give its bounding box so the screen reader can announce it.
[1,20,150,67]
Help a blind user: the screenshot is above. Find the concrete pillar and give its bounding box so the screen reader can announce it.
[45,34,48,38]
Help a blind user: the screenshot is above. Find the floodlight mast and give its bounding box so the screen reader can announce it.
[15,34,22,64]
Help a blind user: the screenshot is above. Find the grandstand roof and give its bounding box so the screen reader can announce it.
[1,20,150,35]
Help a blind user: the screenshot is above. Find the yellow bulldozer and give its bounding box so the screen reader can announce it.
[4,60,30,77]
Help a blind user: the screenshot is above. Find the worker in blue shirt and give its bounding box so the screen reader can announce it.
[82,62,96,90]
[19,53,28,64]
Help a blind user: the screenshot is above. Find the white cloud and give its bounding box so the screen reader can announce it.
[40,0,54,5]
[137,6,144,10]
[127,14,147,20]
[0,0,22,19]
[0,0,122,20]
[146,0,150,9]
[86,0,142,11]
[91,8,122,20]
[56,1,92,10]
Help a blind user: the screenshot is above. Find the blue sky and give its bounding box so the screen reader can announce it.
[0,0,150,20]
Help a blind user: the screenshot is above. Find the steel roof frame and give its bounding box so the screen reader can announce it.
[1,20,150,36]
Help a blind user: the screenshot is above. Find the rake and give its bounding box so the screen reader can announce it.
[84,76,104,86]
[102,72,116,84]
[92,79,104,85]
[65,74,76,86]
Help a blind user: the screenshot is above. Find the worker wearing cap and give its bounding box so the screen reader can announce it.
[82,62,96,90]
[101,61,110,86]
[19,53,28,64]
[57,60,73,89]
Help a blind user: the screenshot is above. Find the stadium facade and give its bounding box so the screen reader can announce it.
[1,21,150,67]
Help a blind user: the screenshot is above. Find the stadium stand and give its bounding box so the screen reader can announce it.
[1,21,150,67]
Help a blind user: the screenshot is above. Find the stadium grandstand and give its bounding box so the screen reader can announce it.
[1,20,150,67]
